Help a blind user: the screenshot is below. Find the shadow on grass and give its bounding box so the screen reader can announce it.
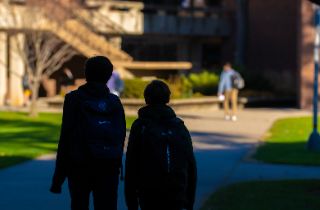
[254,141,320,166]
[201,180,320,210]
[0,118,60,140]
[0,118,61,169]
[0,118,60,128]
[0,156,32,169]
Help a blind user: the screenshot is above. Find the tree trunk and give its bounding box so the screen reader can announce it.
[29,80,40,118]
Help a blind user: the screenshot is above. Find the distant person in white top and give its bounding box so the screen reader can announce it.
[107,71,124,97]
[218,63,244,121]
[194,0,206,7]
[181,0,191,8]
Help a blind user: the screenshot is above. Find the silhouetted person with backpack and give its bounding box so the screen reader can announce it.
[125,80,197,210]
[50,56,126,210]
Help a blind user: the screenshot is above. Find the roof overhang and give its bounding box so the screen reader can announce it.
[113,61,192,71]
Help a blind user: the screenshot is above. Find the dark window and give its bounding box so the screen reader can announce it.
[123,41,177,61]
[202,44,221,69]
[207,0,222,7]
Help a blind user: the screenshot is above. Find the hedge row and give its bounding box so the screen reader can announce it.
[122,71,219,99]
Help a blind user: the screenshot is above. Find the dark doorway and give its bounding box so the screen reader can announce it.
[202,44,221,69]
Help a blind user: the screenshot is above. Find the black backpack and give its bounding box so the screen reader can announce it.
[231,72,245,89]
[76,91,124,160]
[138,118,193,200]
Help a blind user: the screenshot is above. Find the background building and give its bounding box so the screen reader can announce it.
[0,0,317,109]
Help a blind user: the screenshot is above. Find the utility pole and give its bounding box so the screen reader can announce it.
[307,4,320,151]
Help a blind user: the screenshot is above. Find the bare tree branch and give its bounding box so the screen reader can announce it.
[1,2,78,116]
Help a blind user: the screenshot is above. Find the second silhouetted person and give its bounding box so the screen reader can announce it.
[125,80,197,210]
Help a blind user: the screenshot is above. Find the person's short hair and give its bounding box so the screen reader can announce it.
[85,56,113,83]
[224,62,232,68]
[144,80,171,105]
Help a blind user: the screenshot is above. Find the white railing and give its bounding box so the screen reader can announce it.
[92,1,144,34]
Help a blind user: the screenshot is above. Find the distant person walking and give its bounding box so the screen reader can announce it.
[22,73,31,107]
[125,80,197,210]
[50,56,126,210]
[218,62,244,121]
[181,0,191,8]
[60,68,74,95]
[107,71,124,97]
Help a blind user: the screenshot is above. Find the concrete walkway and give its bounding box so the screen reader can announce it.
[182,108,320,208]
[1,108,320,210]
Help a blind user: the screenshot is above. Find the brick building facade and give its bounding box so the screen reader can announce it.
[244,0,314,108]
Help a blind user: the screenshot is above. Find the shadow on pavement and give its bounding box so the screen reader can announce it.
[191,131,254,151]
[179,114,223,121]
[0,130,256,210]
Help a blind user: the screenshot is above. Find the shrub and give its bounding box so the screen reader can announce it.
[187,71,219,95]
[167,76,193,99]
[122,71,219,99]
[122,77,193,99]
[122,78,149,98]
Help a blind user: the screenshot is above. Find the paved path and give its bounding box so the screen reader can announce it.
[180,108,320,208]
[1,108,320,210]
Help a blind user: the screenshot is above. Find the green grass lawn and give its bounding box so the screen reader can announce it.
[202,117,320,210]
[253,117,320,166]
[0,112,135,169]
[201,180,320,210]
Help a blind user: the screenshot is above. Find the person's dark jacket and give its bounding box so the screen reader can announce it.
[125,105,197,210]
[50,82,126,193]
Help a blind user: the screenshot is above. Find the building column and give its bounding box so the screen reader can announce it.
[9,34,25,107]
[190,41,202,71]
[177,42,189,62]
[235,0,247,66]
[0,32,8,106]
[299,1,315,109]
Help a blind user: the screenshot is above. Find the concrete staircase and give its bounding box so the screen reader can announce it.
[42,19,132,61]
[76,7,128,35]
[0,1,192,77]
[38,1,133,62]
[38,1,192,74]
